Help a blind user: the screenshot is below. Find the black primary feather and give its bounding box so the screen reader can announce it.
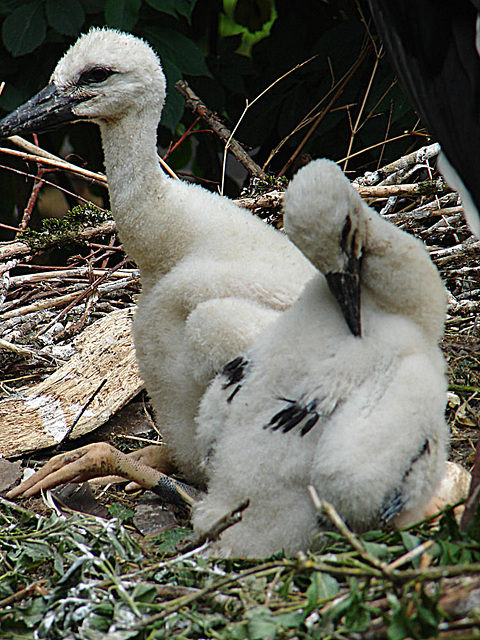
[220,356,250,403]
[265,398,320,436]
[380,439,431,523]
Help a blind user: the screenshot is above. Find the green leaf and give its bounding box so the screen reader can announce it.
[234,0,273,33]
[399,530,420,552]
[145,0,197,19]
[362,540,389,560]
[104,0,141,30]
[1,2,47,57]
[142,26,210,77]
[246,612,277,640]
[46,0,85,35]
[108,502,134,523]
[150,526,191,553]
[305,571,339,613]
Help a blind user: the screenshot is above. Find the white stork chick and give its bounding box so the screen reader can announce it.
[193,159,462,558]
[0,28,314,497]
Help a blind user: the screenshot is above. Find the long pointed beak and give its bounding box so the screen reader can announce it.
[325,235,362,337]
[0,83,80,138]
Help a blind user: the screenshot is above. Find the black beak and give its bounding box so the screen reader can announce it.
[325,217,363,337]
[0,83,80,138]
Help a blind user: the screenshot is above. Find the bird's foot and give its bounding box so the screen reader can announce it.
[6,441,199,507]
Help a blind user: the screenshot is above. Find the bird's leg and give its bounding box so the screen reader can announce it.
[6,442,199,507]
[90,444,175,489]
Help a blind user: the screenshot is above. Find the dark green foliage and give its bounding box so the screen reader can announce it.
[0,0,420,226]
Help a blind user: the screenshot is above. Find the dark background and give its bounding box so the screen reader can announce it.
[0,0,422,233]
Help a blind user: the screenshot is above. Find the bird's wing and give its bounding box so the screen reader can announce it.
[310,350,448,529]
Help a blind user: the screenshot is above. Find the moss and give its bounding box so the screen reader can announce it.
[416,180,448,196]
[242,174,289,198]
[18,204,112,251]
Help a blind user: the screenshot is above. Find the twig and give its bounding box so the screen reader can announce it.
[0,144,108,185]
[176,499,250,553]
[343,43,383,173]
[387,540,435,570]
[0,290,87,319]
[353,142,441,187]
[175,80,265,180]
[0,220,116,261]
[357,179,448,199]
[0,337,52,362]
[0,581,47,607]
[1,135,177,185]
[278,46,371,177]
[56,378,108,447]
[8,267,139,287]
[34,258,128,336]
[233,189,284,210]
[309,487,392,578]
[18,165,46,233]
[0,494,36,517]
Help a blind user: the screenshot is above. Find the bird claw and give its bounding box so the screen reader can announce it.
[6,442,120,499]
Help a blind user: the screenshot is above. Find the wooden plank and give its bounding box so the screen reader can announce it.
[0,308,143,458]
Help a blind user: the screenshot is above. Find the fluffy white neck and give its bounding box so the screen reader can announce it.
[363,210,446,340]
[99,110,184,286]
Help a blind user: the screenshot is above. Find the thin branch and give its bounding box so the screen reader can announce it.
[175,80,265,180]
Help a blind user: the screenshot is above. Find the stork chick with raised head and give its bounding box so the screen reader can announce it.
[193,159,469,558]
[1,28,315,501]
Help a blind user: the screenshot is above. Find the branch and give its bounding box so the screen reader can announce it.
[175,80,265,179]
[0,220,115,261]
[353,142,441,187]
[176,499,250,553]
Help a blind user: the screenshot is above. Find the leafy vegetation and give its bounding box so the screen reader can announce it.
[1,497,480,639]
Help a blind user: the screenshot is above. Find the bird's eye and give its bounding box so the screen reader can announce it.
[80,67,113,84]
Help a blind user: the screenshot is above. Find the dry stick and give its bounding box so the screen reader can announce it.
[233,189,284,210]
[387,540,435,571]
[1,135,178,184]
[336,132,417,167]
[0,220,116,262]
[0,290,87,319]
[19,164,45,232]
[34,257,128,336]
[308,486,393,578]
[57,378,108,447]
[343,44,383,174]
[0,581,47,608]
[0,337,52,362]
[176,499,250,553]
[0,144,108,185]
[357,179,447,199]
[217,57,318,192]
[278,46,371,177]
[235,180,449,212]
[9,267,138,287]
[353,142,441,187]
[175,80,265,180]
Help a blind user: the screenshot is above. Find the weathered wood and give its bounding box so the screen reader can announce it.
[0,308,143,458]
